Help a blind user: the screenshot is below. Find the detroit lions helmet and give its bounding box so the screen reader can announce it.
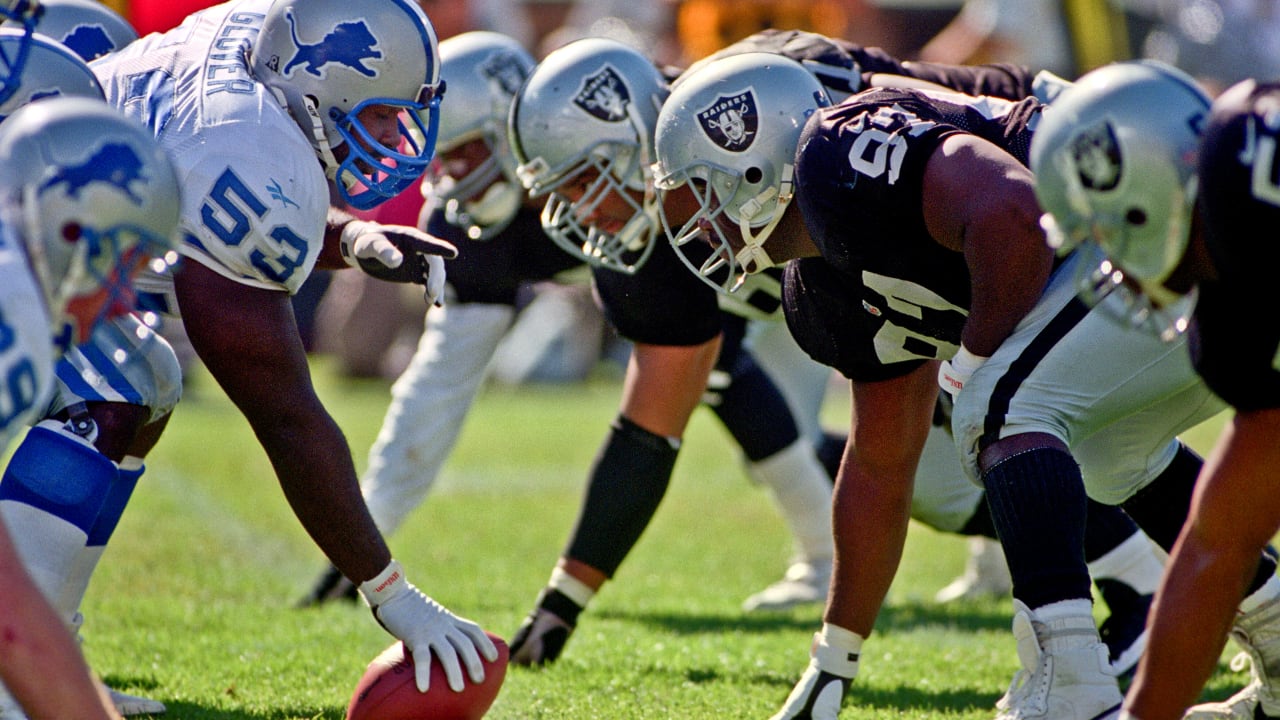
[0,0,41,106]
[653,52,830,295]
[425,31,533,240]
[5,0,137,62]
[0,27,102,121]
[250,0,442,210]
[509,37,669,274]
[0,96,180,347]
[1030,60,1211,339]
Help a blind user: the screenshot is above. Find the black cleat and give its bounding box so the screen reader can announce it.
[295,564,358,608]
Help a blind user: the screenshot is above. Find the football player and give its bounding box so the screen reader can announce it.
[0,94,181,720]
[650,52,1259,720]
[0,27,176,718]
[0,0,498,707]
[295,29,586,603]
[299,30,844,619]
[1029,63,1280,720]
[503,32,1165,673]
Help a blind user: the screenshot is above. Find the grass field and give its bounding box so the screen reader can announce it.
[74,355,1241,719]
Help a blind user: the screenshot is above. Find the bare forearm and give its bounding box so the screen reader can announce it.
[253,407,390,583]
[1126,529,1247,720]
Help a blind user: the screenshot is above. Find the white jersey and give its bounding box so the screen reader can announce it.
[0,240,54,452]
[91,0,328,300]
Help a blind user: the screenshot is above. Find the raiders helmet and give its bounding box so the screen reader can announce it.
[509,37,669,274]
[653,52,829,294]
[1031,60,1211,338]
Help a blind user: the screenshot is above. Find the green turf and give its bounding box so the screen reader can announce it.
[75,356,1241,718]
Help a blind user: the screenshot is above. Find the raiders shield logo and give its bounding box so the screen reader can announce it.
[574,65,630,122]
[697,90,758,152]
[480,51,529,97]
[1070,121,1122,191]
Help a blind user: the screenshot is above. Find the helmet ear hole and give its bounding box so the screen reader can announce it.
[62,222,82,243]
[745,166,764,184]
[1125,207,1147,226]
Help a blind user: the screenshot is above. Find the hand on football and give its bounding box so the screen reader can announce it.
[340,220,457,305]
[359,561,498,693]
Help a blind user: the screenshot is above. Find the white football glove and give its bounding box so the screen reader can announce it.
[937,345,989,399]
[769,627,860,720]
[358,560,498,693]
[339,220,457,306]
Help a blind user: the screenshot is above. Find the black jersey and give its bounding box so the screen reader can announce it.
[679,29,1037,102]
[426,206,585,306]
[1190,79,1280,411]
[783,87,1044,382]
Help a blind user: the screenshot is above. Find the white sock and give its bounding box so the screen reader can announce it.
[549,567,596,608]
[747,440,833,563]
[1241,574,1280,614]
[812,623,863,678]
[1088,531,1164,595]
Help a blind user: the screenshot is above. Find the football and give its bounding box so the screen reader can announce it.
[345,633,509,720]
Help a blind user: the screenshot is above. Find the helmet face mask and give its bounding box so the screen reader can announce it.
[0,0,41,106]
[251,0,442,210]
[508,37,669,274]
[1030,60,1210,340]
[0,96,181,348]
[421,31,533,240]
[653,52,827,295]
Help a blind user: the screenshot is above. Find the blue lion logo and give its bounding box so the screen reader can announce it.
[39,142,147,205]
[60,25,116,62]
[282,11,381,78]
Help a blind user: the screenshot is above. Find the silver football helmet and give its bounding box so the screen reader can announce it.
[0,0,41,106]
[0,27,102,121]
[508,37,668,274]
[250,0,442,210]
[1030,60,1211,340]
[0,96,180,346]
[424,31,533,240]
[653,52,830,295]
[5,0,136,62]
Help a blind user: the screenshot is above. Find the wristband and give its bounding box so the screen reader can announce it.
[358,558,407,608]
[938,344,989,395]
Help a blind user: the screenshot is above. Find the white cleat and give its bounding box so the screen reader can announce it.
[1185,594,1280,719]
[109,687,166,716]
[936,536,1012,604]
[995,600,1122,720]
[742,558,832,612]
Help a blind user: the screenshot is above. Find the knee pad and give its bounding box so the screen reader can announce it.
[0,421,116,534]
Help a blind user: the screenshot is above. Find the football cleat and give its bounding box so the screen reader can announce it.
[294,564,358,608]
[509,607,575,667]
[1094,578,1151,678]
[108,687,166,716]
[1185,594,1280,719]
[995,601,1122,720]
[935,537,1013,604]
[742,558,832,612]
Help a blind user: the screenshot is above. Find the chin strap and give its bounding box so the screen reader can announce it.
[270,86,341,181]
[732,163,794,287]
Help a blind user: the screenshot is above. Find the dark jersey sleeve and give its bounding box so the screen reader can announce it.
[888,60,1037,100]
[1188,80,1280,411]
[591,238,723,346]
[427,206,586,306]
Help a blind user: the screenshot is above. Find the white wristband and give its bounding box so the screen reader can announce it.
[338,220,376,268]
[938,344,989,396]
[358,558,407,608]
